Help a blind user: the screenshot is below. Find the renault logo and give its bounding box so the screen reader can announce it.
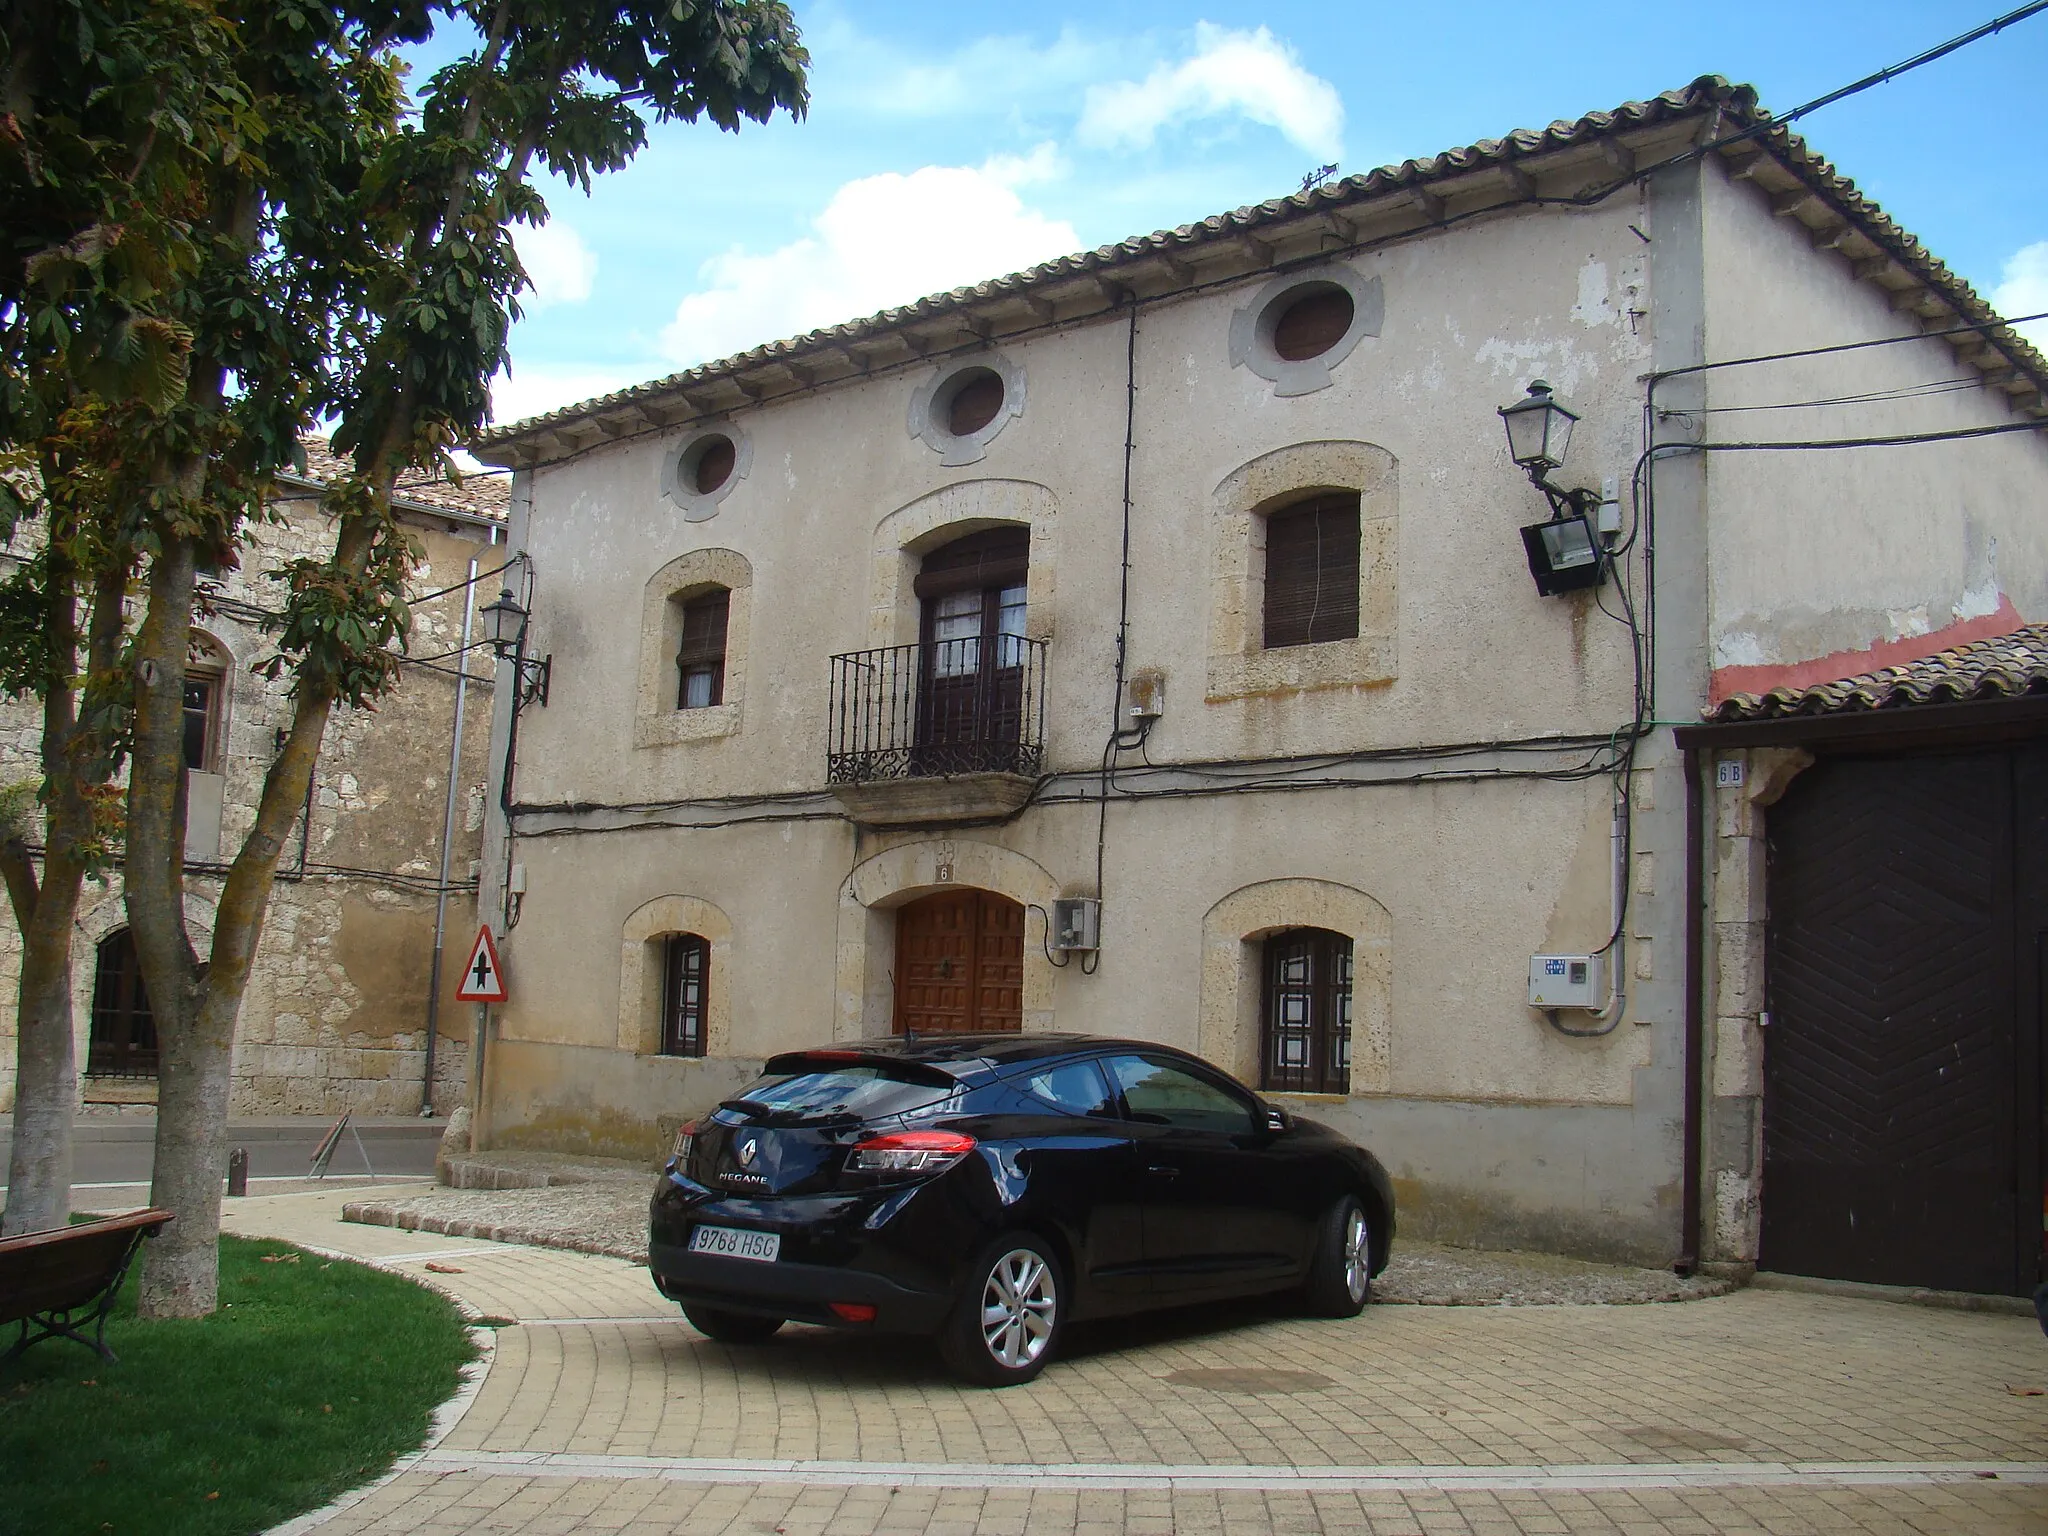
[737,1135,759,1168]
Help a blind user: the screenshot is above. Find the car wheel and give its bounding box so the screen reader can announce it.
[939,1234,1063,1387]
[1301,1195,1373,1318]
[682,1305,784,1344]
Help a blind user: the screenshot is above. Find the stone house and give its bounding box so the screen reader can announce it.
[465,78,2048,1286]
[0,442,507,1118]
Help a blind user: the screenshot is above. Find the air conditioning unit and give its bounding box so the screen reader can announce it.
[1051,898,1100,953]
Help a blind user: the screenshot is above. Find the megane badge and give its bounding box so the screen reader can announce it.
[737,1135,758,1168]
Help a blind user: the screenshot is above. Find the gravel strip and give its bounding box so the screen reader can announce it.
[343,1176,1732,1306]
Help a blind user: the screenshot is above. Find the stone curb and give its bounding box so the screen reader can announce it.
[341,1199,646,1264]
[1751,1270,2037,1318]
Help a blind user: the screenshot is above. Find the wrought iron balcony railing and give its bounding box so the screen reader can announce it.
[827,636,1048,783]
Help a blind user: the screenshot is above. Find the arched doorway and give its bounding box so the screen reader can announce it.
[894,889,1025,1035]
[914,527,1029,774]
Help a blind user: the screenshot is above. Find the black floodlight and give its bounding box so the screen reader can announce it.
[1520,512,1605,596]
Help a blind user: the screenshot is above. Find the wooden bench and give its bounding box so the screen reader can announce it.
[0,1209,174,1364]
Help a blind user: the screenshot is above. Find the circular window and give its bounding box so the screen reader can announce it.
[944,368,1005,438]
[692,434,736,495]
[1229,266,1383,398]
[910,355,1025,467]
[1271,285,1355,362]
[661,426,751,521]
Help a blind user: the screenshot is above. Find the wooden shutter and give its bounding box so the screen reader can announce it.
[676,588,730,707]
[1272,287,1354,361]
[1263,495,1361,648]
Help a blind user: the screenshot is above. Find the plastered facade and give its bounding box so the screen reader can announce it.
[0,482,502,1119]
[471,122,2048,1264]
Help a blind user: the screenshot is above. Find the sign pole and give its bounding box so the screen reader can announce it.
[454,924,510,1154]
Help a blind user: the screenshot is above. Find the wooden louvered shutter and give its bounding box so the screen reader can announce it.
[676,588,730,708]
[1263,494,1361,648]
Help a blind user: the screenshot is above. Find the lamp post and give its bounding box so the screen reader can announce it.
[1498,381,1606,597]
[479,588,551,709]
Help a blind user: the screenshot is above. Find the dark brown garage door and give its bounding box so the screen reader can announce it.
[1762,748,2047,1296]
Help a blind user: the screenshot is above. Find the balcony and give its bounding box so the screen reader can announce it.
[826,636,1047,825]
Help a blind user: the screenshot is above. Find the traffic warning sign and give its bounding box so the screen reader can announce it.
[456,925,509,1003]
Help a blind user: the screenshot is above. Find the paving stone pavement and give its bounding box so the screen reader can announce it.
[222,1187,2048,1535]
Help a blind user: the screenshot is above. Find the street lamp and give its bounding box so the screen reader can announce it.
[479,588,551,708]
[1498,381,1605,597]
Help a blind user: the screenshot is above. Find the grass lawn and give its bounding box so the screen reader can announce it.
[0,1230,476,1536]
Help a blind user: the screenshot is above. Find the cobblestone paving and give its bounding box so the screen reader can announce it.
[224,1189,2048,1535]
[339,1178,1735,1306]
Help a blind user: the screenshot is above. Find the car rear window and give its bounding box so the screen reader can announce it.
[732,1064,956,1123]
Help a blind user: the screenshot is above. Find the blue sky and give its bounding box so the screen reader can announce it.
[463,1,2048,426]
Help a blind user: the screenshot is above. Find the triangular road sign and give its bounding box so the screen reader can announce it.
[455,925,509,1003]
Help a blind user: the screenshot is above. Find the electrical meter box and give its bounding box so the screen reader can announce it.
[1529,954,1603,1009]
[1051,897,1101,953]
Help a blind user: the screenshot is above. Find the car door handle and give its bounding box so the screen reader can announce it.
[1145,1165,1179,1178]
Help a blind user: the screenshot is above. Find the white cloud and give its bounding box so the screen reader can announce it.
[513,220,598,311]
[803,11,1115,120]
[659,150,1079,367]
[1992,240,2048,350]
[1077,22,1343,162]
[488,362,651,428]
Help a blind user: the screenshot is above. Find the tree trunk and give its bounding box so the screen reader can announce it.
[0,517,114,1238]
[1,844,82,1237]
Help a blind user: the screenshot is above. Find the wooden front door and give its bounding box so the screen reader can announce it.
[894,890,1025,1035]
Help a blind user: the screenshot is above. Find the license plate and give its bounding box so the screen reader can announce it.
[689,1225,781,1262]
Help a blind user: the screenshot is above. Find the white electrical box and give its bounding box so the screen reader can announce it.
[1126,671,1165,720]
[1529,953,1603,1009]
[1051,897,1101,953]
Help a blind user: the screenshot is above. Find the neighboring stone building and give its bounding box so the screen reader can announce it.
[0,443,507,1118]
[465,78,2048,1288]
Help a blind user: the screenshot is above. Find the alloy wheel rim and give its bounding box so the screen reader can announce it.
[980,1248,1057,1368]
[1343,1208,1369,1302]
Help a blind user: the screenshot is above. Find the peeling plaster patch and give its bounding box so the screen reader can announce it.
[1569,260,1613,327]
[1711,631,1769,669]
[1883,606,1932,642]
[1474,337,1594,397]
[1956,537,2002,621]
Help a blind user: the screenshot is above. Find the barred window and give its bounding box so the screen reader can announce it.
[1261,928,1352,1095]
[661,934,709,1058]
[1263,494,1360,649]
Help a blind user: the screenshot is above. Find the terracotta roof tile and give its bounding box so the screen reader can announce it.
[1710,625,2048,721]
[474,75,2046,459]
[291,436,510,521]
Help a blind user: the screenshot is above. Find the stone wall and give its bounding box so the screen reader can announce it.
[0,484,501,1118]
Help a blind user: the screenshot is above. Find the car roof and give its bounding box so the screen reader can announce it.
[769,1033,1177,1075]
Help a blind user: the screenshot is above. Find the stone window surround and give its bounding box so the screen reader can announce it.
[634,547,751,748]
[908,353,1026,468]
[866,480,1058,651]
[1228,263,1384,397]
[1207,441,1398,702]
[660,423,752,522]
[1198,878,1393,1097]
[618,894,734,1057]
[835,839,1061,1040]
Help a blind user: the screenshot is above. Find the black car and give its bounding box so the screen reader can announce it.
[648,1033,1395,1385]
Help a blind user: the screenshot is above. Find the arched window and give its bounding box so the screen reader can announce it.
[660,934,710,1057]
[88,929,158,1079]
[184,632,230,772]
[1261,927,1352,1094]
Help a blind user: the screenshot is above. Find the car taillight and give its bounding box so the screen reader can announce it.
[850,1129,976,1174]
[672,1122,697,1164]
